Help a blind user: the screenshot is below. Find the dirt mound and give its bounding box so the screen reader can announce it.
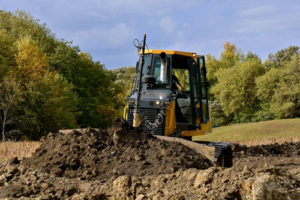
[232,142,300,157]
[21,127,212,181]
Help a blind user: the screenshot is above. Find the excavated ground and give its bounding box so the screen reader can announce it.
[0,124,299,199]
[21,127,212,181]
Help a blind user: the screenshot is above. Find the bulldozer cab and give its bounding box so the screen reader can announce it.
[125,49,211,137]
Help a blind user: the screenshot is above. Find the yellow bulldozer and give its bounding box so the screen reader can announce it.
[123,34,232,167]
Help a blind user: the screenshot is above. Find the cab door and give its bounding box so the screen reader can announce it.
[197,56,210,123]
[186,56,210,127]
[188,58,197,127]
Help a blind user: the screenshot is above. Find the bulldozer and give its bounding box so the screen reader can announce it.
[123,34,232,167]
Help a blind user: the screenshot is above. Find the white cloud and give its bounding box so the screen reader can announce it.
[70,23,134,48]
[238,5,276,17]
[234,4,300,34]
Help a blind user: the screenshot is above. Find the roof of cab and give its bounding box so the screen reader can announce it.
[138,49,199,58]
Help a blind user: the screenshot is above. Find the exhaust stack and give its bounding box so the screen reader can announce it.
[160,52,167,83]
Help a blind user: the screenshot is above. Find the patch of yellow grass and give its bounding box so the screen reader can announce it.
[233,136,300,146]
[0,141,40,161]
[194,118,300,146]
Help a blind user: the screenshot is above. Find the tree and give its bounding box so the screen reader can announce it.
[212,56,265,119]
[206,42,243,100]
[0,30,15,80]
[111,67,136,96]
[0,76,22,141]
[220,42,243,67]
[0,10,57,55]
[14,36,49,83]
[257,54,300,118]
[18,72,78,139]
[264,46,300,70]
[11,36,78,139]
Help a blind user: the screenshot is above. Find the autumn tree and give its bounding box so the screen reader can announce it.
[14,36,49,83]
[10,36,78,139]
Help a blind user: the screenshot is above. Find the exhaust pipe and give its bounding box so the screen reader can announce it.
[160,52,167,83]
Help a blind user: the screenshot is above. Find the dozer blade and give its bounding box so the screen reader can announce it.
[154,135,232,167]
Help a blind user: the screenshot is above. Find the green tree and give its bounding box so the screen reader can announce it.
[257,54,300,118]
[0,10,57,54]
[18,72,78,139]
[206,42,242,88]
[264,46,299,70]
[0,30,15,80]
[212,56,265,120]
[111,66,136,97]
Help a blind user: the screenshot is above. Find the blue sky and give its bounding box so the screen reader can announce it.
[1,0,300,69]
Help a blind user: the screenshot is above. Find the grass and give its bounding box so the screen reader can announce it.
[0,141,40,162]
[194,118,300,146]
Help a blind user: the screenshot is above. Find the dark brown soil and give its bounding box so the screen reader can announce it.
[232,142,300,157]
[21,127,212,181]
[0,125,299,199]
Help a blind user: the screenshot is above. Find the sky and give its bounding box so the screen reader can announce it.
[1,0,300,69]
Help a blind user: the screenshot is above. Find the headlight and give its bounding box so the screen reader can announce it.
[155,100,160,105]
[129,100,135,104]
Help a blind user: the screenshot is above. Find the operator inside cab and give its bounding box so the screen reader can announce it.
[171,74,188,122]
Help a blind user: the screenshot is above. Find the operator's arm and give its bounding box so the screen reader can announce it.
[175,82,184,91]
[172,75,186,94]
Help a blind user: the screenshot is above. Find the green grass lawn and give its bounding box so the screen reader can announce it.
[194,118,300,144]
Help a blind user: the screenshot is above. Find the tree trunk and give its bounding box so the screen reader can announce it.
[1,124,4,141]
[2,111,6,141]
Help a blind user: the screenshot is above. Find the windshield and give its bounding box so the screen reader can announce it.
[142,54,152,76]
[135,54,152,90]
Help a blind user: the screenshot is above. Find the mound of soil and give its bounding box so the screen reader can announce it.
[22,127,212,181]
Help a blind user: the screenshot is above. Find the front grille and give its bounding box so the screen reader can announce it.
[128,107,165,135]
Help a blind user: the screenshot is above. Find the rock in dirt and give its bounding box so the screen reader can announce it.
[194,167,218,188]
[243,169,300,200]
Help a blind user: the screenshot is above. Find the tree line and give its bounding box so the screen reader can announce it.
[0,10,124,141]
[207,43,300,126]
